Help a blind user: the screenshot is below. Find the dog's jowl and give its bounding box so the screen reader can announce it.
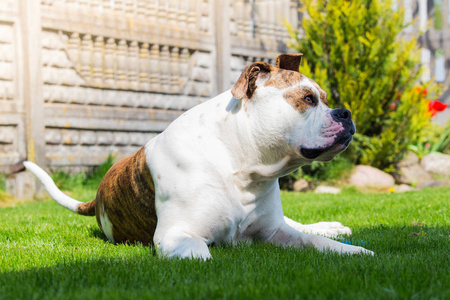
[25,53,373,259]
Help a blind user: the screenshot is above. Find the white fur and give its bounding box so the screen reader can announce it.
[100,204,115,243]
[284,216,352,238]
[23,161,82,212]
[145,81,373,259]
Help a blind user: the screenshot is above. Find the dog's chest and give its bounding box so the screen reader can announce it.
[205,208,256,245]
[205,188,274,245]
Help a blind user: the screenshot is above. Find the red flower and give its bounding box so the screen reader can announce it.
[428,100,448,117]
[389,103,396,109]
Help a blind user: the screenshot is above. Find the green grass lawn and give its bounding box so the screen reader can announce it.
[1,187,449,299]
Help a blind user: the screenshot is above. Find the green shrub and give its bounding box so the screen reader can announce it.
[300,156,354,182]
[285,0,441,172]
[279,155,353,189]
[51,170,86,192]
[84,154,116,188]
[408,120,450,157]
[52,154,115,191]
[0,174,6,192]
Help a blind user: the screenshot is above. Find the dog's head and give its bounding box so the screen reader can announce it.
[231,53,355,162]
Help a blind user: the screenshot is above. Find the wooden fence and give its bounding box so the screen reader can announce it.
[0,0,300,176]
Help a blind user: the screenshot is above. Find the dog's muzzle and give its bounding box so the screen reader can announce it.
[330,108,355,135]
[300,108,355,160]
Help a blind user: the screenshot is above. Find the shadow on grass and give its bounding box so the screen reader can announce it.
[1,226,449,300]
[88,227,110,243]
[88,227,158,256]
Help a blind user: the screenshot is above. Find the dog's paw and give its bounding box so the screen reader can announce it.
[307,221,352,238]
[179,238,213,261]
[284,217,352,238]
[157,235,212,260]
[341,245,374,256]
[361,248,375,256]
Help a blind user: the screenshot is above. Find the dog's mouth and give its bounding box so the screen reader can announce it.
[300,132,353,160]
[300,147,329,160]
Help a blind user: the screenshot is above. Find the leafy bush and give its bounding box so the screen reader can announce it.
[408,120,450,157]
[300,156,354,182]
[286,0,441,172]
[0,174,5,192]
[279,156,353,189]
[84,154,116,188]
[52,154,115,191]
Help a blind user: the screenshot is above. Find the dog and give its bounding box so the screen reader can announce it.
[24,53,374,259]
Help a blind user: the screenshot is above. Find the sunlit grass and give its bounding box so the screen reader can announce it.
[1,186,449,299]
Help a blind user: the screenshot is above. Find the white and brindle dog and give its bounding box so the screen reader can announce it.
[25,54,373,259]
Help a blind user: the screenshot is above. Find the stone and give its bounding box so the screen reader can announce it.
[397,151,420,167]
[349,165,395,188]
[418,180,450,189]
[293,179,309,192]
[314,185,340,194]
[420,153,450,178]
[395,184,416,193]
[394,163,433,186]
[6,172,36,200]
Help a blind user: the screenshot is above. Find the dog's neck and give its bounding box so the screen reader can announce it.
[219,90,306,183]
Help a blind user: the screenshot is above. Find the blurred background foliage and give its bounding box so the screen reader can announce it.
[281,0,448,185]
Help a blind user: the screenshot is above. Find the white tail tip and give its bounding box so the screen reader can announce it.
[23,161,82,213]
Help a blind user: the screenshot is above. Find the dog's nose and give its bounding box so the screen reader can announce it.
[331,108,352,122]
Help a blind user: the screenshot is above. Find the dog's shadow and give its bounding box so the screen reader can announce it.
[88,227,109,242]
[88,227,157,255]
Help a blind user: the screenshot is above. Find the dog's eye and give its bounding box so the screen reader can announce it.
[304,95,314,104]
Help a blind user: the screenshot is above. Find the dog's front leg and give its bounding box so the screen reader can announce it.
[283,216,352,238]
[154,226,212,260]
[267,222,374,255]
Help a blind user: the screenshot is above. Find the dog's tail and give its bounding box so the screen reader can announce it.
[23,161,96,216]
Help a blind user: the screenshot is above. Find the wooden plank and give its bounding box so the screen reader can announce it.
[45,144,144,166]
[40,12,215,53]
[44,103,183,122]
[0,101,23,114]
[45,117,172,132]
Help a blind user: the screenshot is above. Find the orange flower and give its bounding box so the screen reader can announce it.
[414,86,428,96]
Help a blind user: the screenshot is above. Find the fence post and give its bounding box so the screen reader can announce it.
[213,0,231,94]
[16,0,46,197]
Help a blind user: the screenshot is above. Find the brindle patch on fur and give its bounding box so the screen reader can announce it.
[93,147,157,245]
[231,62,274,100]
[283,87,315,114]
[308,78,328,106]
[263,69,303,90]
[77,198,96,216]
[263,69,328,112]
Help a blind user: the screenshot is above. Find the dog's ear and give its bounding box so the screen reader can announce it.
[276,53,303,72]
[231,62,273,100]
